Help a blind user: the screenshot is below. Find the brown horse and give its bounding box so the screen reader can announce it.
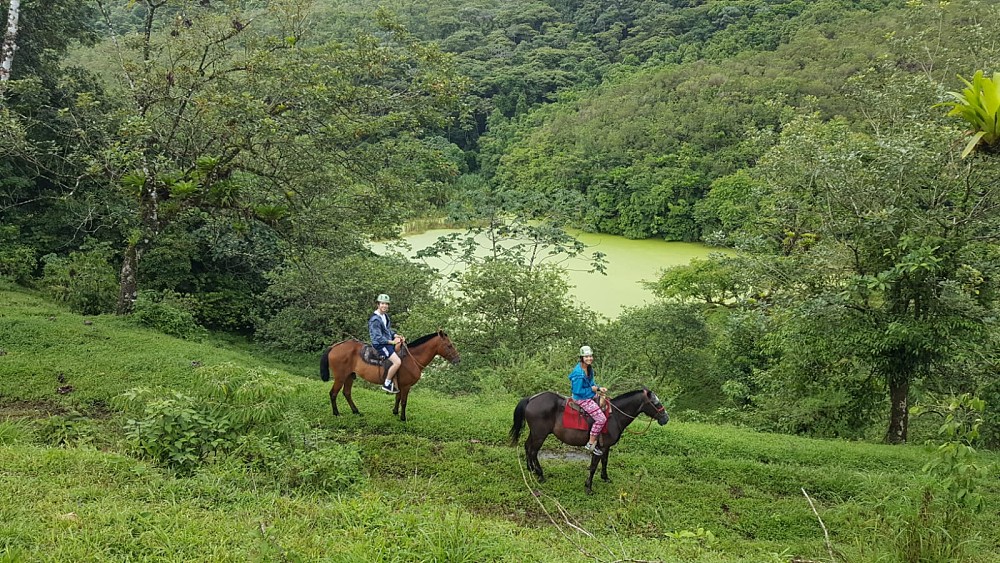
[509,388,669,494]
[319,330,460,421]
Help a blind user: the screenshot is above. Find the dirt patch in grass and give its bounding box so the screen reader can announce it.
[0,399,66,419]
[0,399,113,420]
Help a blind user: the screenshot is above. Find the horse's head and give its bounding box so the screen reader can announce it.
[641,388,669,426]
[436,330,461,365]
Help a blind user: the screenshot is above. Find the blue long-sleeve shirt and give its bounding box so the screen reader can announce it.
[569,363,598,401]
[368,312,396,348]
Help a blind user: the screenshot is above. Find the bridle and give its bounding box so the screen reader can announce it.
[401,338,458,371]
[607,390,666,435]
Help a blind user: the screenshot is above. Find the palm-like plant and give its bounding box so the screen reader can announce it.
[939,70,1000,158]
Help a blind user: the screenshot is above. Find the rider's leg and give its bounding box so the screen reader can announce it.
[385,353,402,387]
[577,398,606,452]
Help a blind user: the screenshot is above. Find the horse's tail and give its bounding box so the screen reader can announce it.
[319,346,332,382]
[509,396,529,446]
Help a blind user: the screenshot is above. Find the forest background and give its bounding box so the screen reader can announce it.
[3,0,1000,560]
[3,0,1000,450]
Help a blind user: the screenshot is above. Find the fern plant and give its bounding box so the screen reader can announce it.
[939,70,1000,158]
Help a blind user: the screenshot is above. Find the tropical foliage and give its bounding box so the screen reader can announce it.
[939,70,1000,157]
[1,0,1000,453]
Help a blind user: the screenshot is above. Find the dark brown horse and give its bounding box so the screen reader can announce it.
[510,388,669,494]
[319,330,460,421]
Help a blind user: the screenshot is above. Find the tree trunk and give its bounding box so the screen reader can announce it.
[116,241,139,315]
[885,374,909,444]
[1,0,21,87]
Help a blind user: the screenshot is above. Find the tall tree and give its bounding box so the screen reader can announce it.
[88,0,464,313]
[0,0,20,90]
[733,102,1000,443]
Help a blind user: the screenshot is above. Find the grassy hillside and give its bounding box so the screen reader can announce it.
[2,286,999,562]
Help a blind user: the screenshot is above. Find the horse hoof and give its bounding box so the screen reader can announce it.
[585,488,593,496]
[602,477,611,483]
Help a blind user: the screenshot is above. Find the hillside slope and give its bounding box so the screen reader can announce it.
[2,287,998,561]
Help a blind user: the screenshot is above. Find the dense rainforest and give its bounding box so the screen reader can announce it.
[2,0,999,455]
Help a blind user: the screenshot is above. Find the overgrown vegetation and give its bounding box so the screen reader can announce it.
[1,290,998,560]
[2,5,1000,559]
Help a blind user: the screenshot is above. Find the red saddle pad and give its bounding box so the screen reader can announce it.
[562,400,610,434]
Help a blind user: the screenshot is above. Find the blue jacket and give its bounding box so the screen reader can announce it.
[368,312,396,348]
[569,363,598,401]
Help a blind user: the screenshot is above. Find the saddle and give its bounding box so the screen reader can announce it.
[562,397,611,434]
[360,343,408,366]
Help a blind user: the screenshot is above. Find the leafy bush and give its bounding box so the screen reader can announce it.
[40,240,118,315]
[130,290,206,339]
[0,226,36,285]
[451,260,591,367]
[257,251,437,352]
[478,350,565,397]
[867,394,993,562]
[116,365,305,473]
[418,363,484,395]
[37,411,97,448]
[120,390,233,473]
[269,442,365,492]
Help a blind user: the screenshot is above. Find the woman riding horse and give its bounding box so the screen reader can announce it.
[510,387,669,494]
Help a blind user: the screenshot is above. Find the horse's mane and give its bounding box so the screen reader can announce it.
[612,389,648,402]
[408,331,447,347]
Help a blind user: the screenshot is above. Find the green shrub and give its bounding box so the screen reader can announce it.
[256,251,437,353]
[40,240,118,315]
[479,352,565,397]
[271,442,365,492]
[0,226,36,285]
[116,365,303,473]
[37,411,97,448]
[120,389,234,473]
[130,290,206,339]
[868,394,993,562]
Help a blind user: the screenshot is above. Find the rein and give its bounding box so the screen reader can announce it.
[401,342,428,371]
[607,393,662,436]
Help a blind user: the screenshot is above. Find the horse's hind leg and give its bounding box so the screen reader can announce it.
[330,377,344,416]
[342,374,361,415]
[525,433,545,482]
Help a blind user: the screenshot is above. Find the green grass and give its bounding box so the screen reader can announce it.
[2,287,999,562]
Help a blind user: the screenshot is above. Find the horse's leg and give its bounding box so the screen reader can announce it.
[585,454,601,495]
[343,373,361,415]
[330,372,346,416]
[523,437,544,482]
[396,387,411,422]
[392,392,401,416]
[527,431,547,482]
[600,448,611,482]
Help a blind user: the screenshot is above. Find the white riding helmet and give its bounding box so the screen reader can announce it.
[579,345,593,357]
[376,293,391,304]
